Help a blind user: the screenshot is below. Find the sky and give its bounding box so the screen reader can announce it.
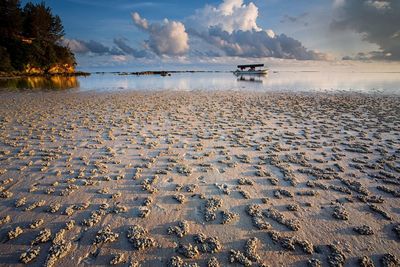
[22,0,400,70]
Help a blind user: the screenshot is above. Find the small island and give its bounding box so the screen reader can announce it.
[0,0,87,77]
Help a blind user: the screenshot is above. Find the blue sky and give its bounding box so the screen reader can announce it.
[22,0,220,43]
[23,0,320,42]
[21,0,400,70]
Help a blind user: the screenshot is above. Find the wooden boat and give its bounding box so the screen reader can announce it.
[233,64,268,75]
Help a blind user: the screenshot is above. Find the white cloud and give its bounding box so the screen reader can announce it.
[131,12,148,30]
[187,0,260,34]
[333,0,346,8]
[185,0,326,60]
[112,55,131,62]
[265,29,275,38]
[365,0,391,11]
[60,38,116,55]
[60,38,89,54]
[131,12,189,56]
[72,0,328,61]
[192,27,328,60]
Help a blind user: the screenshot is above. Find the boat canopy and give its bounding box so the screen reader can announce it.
[237,64,264,70]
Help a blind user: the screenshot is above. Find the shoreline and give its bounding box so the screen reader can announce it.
[0,85,397,97]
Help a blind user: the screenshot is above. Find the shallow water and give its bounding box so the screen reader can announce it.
[1,71,400,94]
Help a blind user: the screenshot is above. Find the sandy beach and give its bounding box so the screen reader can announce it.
[0,90,399,267]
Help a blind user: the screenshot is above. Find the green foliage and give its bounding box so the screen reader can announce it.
[0,0,75,72]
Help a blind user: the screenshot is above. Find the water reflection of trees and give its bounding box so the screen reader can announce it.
[0,76,79,90]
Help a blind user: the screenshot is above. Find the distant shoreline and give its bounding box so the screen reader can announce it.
[105,70,230,76]
[0,70,235,79]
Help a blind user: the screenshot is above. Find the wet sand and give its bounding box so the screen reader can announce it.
[0,90,399,267]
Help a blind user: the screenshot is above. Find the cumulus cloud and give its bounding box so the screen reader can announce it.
[113,38,149,58]
[187,0,260,33]
[83,40,111,55]
[365,0,391,11]
[60,38,89,54]
[61,38,150,59]
[64,0,329,61]
[61,39,111,55]
[186,0,326,60]
[191,27,326,60]
[131,12,148,30]
[131,12,189,56]
[331,0,400,60]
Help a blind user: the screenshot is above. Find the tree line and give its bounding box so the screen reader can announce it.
[0,0,76,73]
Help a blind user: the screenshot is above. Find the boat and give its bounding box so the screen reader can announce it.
[233,64,268,75]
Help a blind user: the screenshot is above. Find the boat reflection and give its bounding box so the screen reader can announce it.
[0,76,79,90]
[236,74,264,83]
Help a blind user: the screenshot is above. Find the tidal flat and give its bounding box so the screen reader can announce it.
[0,90,399,266]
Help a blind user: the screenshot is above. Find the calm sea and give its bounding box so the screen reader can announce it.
[1,71,400,94]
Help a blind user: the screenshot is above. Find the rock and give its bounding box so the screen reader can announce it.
[287,203,299,211]
[48,203,61,213]
[194,233,222,253]
[0,215,11,226]
[332,205,349,220]
[127,225,156,250]
[168,256,184,267]
[328,245,346,267]
[353,225,374,235]
[32,228,52,245]
[110,253,126,265]
[20,246,41,264]
[308,258,322,267]
[207,257,220,267]
[359,256,375,267]
[176,243,199,258]
[173,194,186,204]
[204,197,222,222]
[8,226,23,240]
[245,237,261,262]
[93,224,119,245]
[238,178,254,185]
[229,250,252,267]
[168,221,190,238]
[381,253,399,267]
[263,207,300,231]
[44,231,72,267]
[368,204,392,220]
[221,210,239,224]
[138,206,151,218]
[29,219,44,229]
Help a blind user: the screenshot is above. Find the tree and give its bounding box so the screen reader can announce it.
[0,0,75,72]
[22,2,64,43]
[0,0,22,42]
[0,46,13,71]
